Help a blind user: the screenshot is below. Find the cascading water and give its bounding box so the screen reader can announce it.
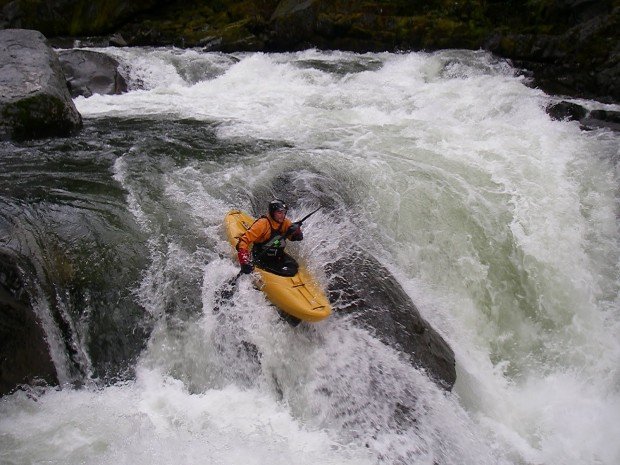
[0,48,618,465]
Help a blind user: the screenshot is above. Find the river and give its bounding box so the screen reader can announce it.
[0,47,618,465]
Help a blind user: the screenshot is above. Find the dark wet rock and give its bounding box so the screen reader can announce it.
[589,109,620,125]
[581,110,620,132]
[328,249,456,390]
[48,33,128,49]
[547,101,620,131]
[58,49,127,98]
[0,29,82,141]
[547,101,588,122]
[108,33,128,47]
[0,252,58,396]
[268,0,321,51]
[490,2,619,102]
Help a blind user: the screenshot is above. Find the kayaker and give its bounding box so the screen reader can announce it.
[236,199,303,275]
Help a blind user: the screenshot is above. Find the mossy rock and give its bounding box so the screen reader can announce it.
[2,94,81,140]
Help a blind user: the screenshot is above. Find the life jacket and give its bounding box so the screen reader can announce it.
[252,215,288,259]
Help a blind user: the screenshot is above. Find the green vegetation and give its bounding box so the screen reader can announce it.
[2,0,616,99]
[2,93,80,140]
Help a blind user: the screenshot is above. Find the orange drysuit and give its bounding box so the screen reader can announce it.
[237,214,303,271]
[237,215,295,252]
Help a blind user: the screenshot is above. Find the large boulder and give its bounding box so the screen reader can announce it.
[0,29,82,141]
[58,49,127,98]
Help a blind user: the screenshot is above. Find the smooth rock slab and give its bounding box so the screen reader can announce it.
[58,49,128,98]
[327,249,456,390]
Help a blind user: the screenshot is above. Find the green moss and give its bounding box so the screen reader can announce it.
[2,94,81,141]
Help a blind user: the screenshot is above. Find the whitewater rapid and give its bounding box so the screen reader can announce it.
[1,48,618,465]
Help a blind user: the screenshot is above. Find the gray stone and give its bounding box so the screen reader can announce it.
[0,29,82,141]
[58,49,128,98]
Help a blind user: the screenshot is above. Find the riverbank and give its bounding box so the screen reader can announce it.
[1,0,618,103]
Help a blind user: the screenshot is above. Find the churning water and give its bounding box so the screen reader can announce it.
[1,48,619,465]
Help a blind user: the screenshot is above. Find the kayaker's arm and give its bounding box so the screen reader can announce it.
[237,217,268,251]
[237,217,271,273]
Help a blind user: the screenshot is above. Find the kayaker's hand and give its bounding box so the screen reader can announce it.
[287,222,303,241]
[238,248,253,273]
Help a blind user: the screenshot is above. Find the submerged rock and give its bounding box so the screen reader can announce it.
[327,248,456,390]
[58,49,128,98]
[0,29,82,141]
[581,110,620,132]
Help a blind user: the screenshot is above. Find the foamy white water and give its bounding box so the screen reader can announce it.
[2,48,618,465]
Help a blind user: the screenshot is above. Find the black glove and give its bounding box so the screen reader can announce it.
[241,263,254,274]
[287,223,303,241]
[287,223,300,235]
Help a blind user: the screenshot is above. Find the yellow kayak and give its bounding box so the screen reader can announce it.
[224,210,332,322]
